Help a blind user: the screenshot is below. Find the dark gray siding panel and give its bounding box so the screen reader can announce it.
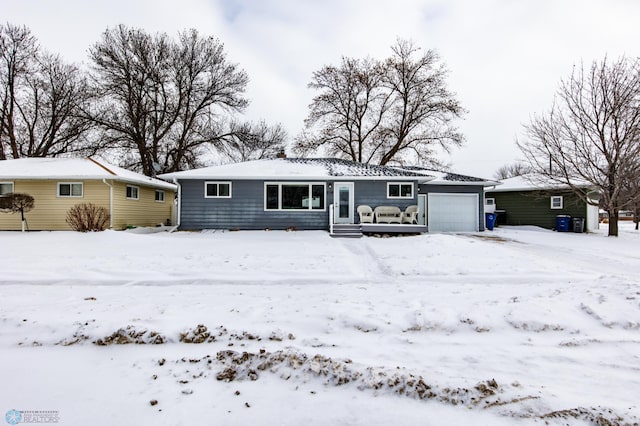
[486,190,586,229]
[419,184,486,231]
[179,180,329,230]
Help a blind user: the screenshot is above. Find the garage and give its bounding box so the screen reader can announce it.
[427,193,479,232]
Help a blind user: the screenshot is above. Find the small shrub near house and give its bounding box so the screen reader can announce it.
[66,203,110,232]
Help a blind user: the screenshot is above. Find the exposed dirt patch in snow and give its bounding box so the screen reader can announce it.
[95,325,166,345]
[464,234,517,243]
[149,348,638,425]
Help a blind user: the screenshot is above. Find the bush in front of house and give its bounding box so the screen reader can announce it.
[66,203,110,232]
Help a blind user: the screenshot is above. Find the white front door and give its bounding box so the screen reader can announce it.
[418,194,427,226]
[333,182,354,224]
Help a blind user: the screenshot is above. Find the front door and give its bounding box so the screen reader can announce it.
[418,194,427,226]
[333,182,354,224]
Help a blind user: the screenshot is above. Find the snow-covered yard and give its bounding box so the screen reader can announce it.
[1,224,639,425]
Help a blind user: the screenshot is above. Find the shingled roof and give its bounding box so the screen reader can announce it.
[159,158,435,181]
[393,166,498,185]
[285,158,432,177]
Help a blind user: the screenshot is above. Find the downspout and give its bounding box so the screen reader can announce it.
[102,179,113,229]
[173,178,181,228]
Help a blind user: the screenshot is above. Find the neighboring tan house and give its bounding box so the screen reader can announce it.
[159,157,499,236]
[485,175,599,232]
[0,157,176,231]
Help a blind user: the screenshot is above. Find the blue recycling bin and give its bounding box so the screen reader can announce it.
[556,215,571,232]
[485,212,496,231]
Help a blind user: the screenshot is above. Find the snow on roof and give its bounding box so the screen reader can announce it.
[394,166,500,186]
[0,157,176,190]
[487,175,592,192]
[159,158,437,181]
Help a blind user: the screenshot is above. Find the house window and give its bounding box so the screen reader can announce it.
[205,181,231,198]
[155,190,165,202]
[264,183,325,211]
[126,185,139,200]
[58,182,83,197]
[485,198,495,206]
[550,196,563,209]
[387,182,413,199]
[0,182,14,210]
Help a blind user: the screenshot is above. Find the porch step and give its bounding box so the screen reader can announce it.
[330,224,363,238]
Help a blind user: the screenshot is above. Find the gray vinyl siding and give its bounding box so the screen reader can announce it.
[178,179,329,230]
[179,179,422,230]
[420,184,486,231]
[486,190,587,229]
[352,181,417,223]
[178,179,487,230]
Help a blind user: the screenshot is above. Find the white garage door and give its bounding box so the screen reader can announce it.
[428,193,479,232]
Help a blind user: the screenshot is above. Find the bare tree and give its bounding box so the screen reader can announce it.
[0,24,36,159]
[295,39,464,166]
[494,162,532,180]
[295,57,390,163]
[88,25,250,175]
[518,57,640,236]
[620,176,640,230]
[378,39,465,166]
[219,120,287,162]
[0,24,91,159]
[0,192,34,231]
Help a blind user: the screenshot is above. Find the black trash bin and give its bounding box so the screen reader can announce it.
[572,217,585,233]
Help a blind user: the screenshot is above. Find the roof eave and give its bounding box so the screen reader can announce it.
[422,180,500,186]
[2,175,176,190]
[161,175,432,181]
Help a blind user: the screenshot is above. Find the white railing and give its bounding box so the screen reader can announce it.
[329,204,334,235]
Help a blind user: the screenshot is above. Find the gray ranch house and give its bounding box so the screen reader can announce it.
[159,158,498,236]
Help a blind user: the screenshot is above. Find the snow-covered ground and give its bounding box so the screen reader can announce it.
[1,223,639,425]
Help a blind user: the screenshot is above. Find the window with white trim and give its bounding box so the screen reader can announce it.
[205,181,231,198]
[126,185,139,200]
[550,196,563,209]
[0,182,14,210]
[265,183,325,211]
[387,182,413,199]
[58,182,83,197]
[155,190,165,202]
[485,198,495,206]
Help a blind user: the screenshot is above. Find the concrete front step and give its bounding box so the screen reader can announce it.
[331,224,363,238]
[330,232,363,238]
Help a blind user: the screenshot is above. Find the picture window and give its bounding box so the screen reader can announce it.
[265,183,325,211]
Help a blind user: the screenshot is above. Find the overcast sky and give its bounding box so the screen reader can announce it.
[3,0,639,178]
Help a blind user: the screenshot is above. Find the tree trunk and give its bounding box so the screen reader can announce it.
[607,209,619,237]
